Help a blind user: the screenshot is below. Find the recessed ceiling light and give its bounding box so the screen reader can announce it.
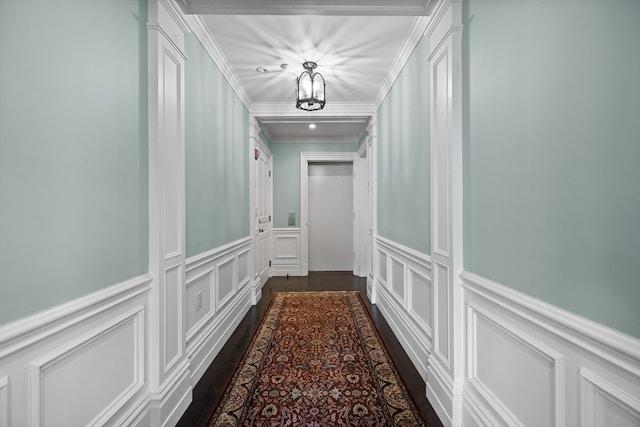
[309,123,316,129]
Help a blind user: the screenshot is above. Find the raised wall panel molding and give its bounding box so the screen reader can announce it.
[28,307,145,427]
[271,228,302,277]
[0,279,151,427]
[580,368,640,427]
[432,260,451,369]
[372,238,432,381]
[466,301,565,427]
[408,267,433,337]
[460,271,640,376]
[185,266,216,342]
[377,249,388,286]
[185,284,253,385]
[0,275,151,359]
[0,377,7,427]
[216,255,238,310]
[184,238,252,344]
[389,257,406,305]
[462,271,640,427]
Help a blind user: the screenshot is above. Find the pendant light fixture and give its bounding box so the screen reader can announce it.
[296,61,325,111]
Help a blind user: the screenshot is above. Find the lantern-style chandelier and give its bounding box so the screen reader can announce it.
[296,61,325,111]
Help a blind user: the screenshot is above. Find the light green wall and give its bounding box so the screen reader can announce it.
[185,34,250,257]
[377,36,430,254]
[463,0,640,337]
[271,143,358,228]
[0,0,148,325]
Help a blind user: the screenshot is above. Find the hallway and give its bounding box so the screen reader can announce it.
[176,272,443,427]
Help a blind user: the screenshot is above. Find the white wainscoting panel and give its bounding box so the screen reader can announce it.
[28,307,145,427]
[375,236,432,381]
[0,275,151,427]
[184,237,254,387]
[217,257,237,309]
[378,250,388,285]
[467,301,564,427]
[0,376,7,427]
[409,269,432,336]
[271,228,302,276]
[185,268,215,340]
[390,257,405,303]
[580,368,640,427]
[238,249,249,287]
[461,271,640,427]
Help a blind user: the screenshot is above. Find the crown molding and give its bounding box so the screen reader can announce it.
[251,102,376,118]
[180,0,436,16]
[185,15,254,111]
[374,15,430,109]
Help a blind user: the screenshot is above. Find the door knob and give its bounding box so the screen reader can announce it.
[259,228,264,233]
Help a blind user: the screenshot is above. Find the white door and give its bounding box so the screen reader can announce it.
[256,147,271,285]
[308,163,353,271]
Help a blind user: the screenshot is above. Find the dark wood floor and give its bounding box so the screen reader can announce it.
[176,272,444,427]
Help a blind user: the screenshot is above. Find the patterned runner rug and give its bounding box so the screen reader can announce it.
[208,291,426,426]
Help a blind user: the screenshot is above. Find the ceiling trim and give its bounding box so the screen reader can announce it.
[268,136,362,144]
[374,16,430,109]
[251,102,377,118]
[186,15,254,110]
[180,0,435,16]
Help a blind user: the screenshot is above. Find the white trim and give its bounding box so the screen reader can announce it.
[580,368,640,427]
[377,235,431,270]
[0,275,151,359]
[251,102,376,117]
[299,151,359,275]
[375,16,430,108]
[466,300,566,427]
[271,228,302,276]
[180,0,437,16]
[185,284,253,385]
[185,236,251,273]
[460,271,640,376]
[185,15,253,111]
[371,237,432,381]
[0,377,7,427]
[215,255,238,310]
[28,306,145,427]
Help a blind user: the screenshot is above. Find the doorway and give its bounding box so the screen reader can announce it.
[300,151,361,276]
[308,162,353,271]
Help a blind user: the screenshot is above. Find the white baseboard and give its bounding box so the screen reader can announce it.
[271,264,302,276]
[149,360,193,427]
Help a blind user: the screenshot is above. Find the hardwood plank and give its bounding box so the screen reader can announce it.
[176,272,444,427]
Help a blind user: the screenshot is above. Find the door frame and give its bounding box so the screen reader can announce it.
[249,117,273,303]
[300,151,360,276]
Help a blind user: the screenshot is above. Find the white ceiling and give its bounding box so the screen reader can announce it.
[180,1,434,142]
